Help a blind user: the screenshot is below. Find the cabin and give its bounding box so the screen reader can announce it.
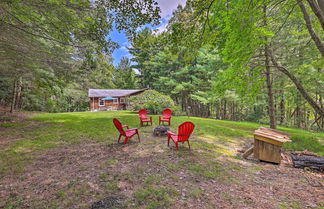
[88,88,148,111]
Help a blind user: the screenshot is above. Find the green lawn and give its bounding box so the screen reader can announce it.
[1,111,323,160]
[0,111,323,208]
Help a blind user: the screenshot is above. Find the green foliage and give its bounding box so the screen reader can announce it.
[171,105,186,116]
[0,0,160,112]
[128,0,324,130]
[0,123,17,128]
[129,90,175,114]
[129,28,166,88]
[1,0,323,132]
[113,57,138,89]
[283,134,324,156]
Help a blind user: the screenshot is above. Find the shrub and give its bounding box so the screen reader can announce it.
[129,90,175,114]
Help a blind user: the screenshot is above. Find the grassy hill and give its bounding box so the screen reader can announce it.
[0,111,323,208]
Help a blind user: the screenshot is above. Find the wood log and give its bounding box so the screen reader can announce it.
[291,154,324,170]
[242,146,254,158]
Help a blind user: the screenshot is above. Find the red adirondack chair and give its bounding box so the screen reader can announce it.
[167,121,195,151]
[159,108,172,126]
[113,118,140,144]
[139,109,152,126]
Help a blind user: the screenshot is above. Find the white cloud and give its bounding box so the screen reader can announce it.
[156,21,168,33]
[120,46,128,51]
[157,23,168,33]
[121,41,129,46]
[154,0,186,33]
[126,53,133,59]
[156,0,186,18]
[119,42,132,51]
[132,68,140,75]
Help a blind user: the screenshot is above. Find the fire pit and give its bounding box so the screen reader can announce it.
[153,126,170,137]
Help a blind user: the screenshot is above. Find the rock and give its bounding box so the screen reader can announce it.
[305,203,317,208]
[91,196,124,209]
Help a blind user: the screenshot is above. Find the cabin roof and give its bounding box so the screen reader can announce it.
[88,88,148,97]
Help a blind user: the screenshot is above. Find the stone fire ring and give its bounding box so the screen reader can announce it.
[153,126,170,137]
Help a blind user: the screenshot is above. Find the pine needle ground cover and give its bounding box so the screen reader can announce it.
[0,111,323,208]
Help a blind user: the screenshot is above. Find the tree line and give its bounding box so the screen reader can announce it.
[129,0,324,131]
[1,0,323,131]
[0,0,158,112]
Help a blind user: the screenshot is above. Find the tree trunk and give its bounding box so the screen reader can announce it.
[216,102,220,119]
[319,88,324,129]
[280,94,285,125]
[10,79,17,113]
[306,0,324,30]
[297,0,324,57]
[264,5,277,129]
[232,101,235,120]
[269,49,324,118]
[223,99,227,120]
[265,49,276,129]
[296,93,302,128]
[207,104,211,117]
[319,0,324,13]
[14,76,22,110]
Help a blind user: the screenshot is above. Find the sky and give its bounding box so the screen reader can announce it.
[110,0,186,66]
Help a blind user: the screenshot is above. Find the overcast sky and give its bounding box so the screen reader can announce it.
[110,0,186,66]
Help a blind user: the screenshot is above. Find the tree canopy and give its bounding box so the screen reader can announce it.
[0,0,160,112]
[1,0,323,131]
[129,0,324,130]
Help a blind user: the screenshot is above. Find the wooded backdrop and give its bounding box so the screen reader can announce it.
[1,0,323,131]
[130,0,324,131]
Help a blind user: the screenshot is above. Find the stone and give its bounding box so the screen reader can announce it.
[91,196,124,209]
[153,126,170,137]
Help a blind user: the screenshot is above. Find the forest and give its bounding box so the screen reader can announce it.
[1,0,323,131]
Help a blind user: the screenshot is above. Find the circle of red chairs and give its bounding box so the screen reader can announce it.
[112,108,195,150]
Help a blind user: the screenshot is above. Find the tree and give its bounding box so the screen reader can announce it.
[129,90,175,114]
[129,0,323,130]
[190,0,324,127]
[113,57,138,89]
[0,0,161,112]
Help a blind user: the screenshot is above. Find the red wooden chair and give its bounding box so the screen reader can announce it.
[139,109,152,126]
[167,121,195,151]
[159,108,172,126]
[113,118,140,144]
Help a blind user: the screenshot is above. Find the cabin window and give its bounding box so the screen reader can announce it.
[113,98,119,104]
[99,98,105,106]
[120,97,126,104]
